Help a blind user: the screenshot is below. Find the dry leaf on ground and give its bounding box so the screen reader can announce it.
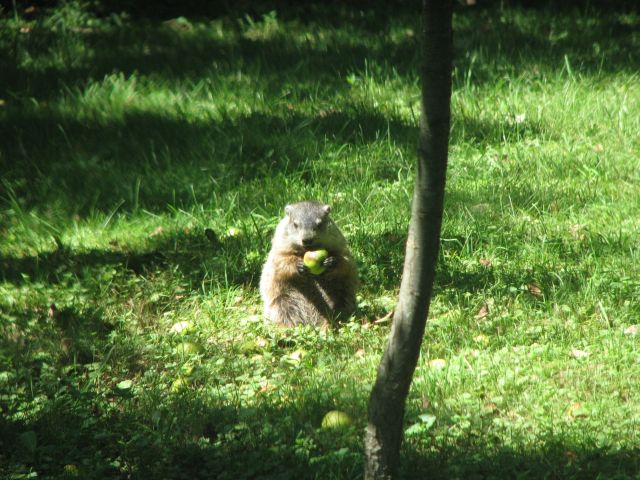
[570,348,590,359]
[475,304,489,319]
[528,283,542,297]
[428,359,446,369]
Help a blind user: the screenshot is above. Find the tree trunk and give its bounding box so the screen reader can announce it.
[364,1,453,479]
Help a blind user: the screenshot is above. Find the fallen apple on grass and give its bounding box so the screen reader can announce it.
[170,321,194,335]
[170,377,190,392]
[321,410,352,429]
[174,341,202,356]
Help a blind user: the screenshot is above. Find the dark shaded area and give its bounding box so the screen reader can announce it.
[0,108,418,215]
[3,0,640,22]
[2,3,638,95]
[0,245,167,284]
[0,227,261,288]
[0,302,115,371]
[1,27,405,96]
[1,391,638,479]
[401,440,640,479]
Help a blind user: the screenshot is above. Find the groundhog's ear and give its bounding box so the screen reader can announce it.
[284,205,293,217]
[323,204,331,215]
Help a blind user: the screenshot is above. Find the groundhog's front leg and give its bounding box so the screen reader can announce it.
[296,259,310,275]
[322,256,338,270]
[271,252,308,280]
[322,254,356,281]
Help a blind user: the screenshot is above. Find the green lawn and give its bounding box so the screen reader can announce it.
[1,2,639,479]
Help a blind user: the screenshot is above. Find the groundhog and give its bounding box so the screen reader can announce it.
[259,201,358,327]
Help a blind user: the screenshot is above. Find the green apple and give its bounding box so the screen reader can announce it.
[170,321,194,334]
[303,249,329,275]
[321,410,352,429]
[174,341,202,356]
[170,377,190,392]
[63,464,80,476]
[226,227,243,238]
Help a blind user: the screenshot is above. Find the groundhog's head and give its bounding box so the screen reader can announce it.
[280,201,342,251]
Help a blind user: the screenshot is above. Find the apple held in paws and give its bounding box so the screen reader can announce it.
[303,249,329,275]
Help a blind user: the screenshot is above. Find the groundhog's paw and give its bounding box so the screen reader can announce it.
[322,256,338,270]
[296,259,310,275]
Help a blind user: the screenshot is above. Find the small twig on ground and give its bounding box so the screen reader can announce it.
[373,310,394,324]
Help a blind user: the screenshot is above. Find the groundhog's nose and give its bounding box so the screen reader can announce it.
[302,238,314,248]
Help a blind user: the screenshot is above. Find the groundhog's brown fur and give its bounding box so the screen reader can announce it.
[260,201,358,327]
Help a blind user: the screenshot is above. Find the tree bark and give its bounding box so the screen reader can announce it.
[364,1,453,479]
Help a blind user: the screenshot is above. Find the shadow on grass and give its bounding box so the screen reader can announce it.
[0,227,262,291]
[1,102,559,219]
[0,395,363,479]
[0,106,421,215]
[400,440,640,480]
[1,388,638,479]
[0,303,116,385]
[1,20,410,100]
[1,3,637,100]
[0,247,167,284]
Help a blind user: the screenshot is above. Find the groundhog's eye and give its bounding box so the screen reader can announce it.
[292,222,299,229]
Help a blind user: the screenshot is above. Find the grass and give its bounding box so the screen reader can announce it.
[1,1,639,479]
